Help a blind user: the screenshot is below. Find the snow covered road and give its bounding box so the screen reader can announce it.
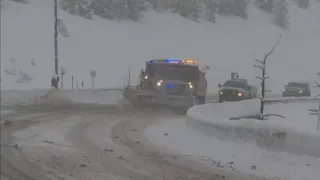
[1,89,319,180]
[1,103,266,180]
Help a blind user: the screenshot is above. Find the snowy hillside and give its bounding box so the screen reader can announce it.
[1,0,320,93]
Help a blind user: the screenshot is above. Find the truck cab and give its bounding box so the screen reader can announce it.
[282,82,311,97]
[218,73,257,102]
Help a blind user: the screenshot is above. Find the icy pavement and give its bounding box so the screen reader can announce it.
[144,117,320,180]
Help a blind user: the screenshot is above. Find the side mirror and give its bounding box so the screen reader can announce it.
[140,69,144,77]
[218,84,222,88]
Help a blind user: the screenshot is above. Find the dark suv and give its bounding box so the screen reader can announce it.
[282,82,311,97]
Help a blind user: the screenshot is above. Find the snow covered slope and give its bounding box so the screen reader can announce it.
[1,0,320,93]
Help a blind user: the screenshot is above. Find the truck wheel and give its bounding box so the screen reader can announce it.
[174,107,188,115]
[151,104,161,110]
[197,96,206,104]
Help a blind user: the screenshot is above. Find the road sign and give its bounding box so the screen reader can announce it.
[57,19,70,38]
[90,70,96,78]
[317,102,320,131]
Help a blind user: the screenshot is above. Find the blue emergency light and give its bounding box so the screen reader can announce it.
[149,59,180,63]
[149,59,196,65]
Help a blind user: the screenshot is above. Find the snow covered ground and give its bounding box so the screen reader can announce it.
[1,0,320,93]
[188,99,320,134]
[0,89,123,107]
[145,118,320,180]
[145,101,320,180]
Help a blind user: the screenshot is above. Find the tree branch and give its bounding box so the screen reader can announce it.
[263,35,282,62]
[309,113,319,115]
[264,99,287,104]
[254,65,264,70]
[308,109,319,113]
[254,58,264,64]
[262,114,285,120]
[256,76,271,81]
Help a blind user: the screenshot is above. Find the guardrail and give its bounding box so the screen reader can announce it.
[264,96,320,104]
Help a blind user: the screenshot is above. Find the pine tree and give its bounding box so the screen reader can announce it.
[234,0,248,19]
[92,0,114,20]
[273,0,289,29]
[147,0,159,10]
[217,0,230,16]
[127,0,146,21]
[255,0,274,13]
[191,0,201,22]
[206,0,217,23]
[296,0,309,9]
[177,0,191,18]
[78,0,94,19]
[59,0,78,15]
[59,0,93,19]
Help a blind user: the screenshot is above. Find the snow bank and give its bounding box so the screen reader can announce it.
[145,118,320,180]
[187,100,320,158]
[63,89,123,104]
[0,89,64,108]
[1,89,123,107]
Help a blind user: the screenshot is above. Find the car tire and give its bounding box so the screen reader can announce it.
[197,96,206,104]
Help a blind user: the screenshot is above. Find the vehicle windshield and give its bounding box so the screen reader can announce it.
[146,64,199,81]
[287,83,308,88]
[223,80,246,89]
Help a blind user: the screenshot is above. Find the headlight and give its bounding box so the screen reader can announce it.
[299,90,303,93]
[157,80,163,86]
[282,89,286,92]
[144,75,148,79]
[188,82,193,88]
[238,92,243,96]
[220,91,223,95]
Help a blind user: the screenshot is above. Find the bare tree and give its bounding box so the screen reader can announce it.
[254,35,285,120]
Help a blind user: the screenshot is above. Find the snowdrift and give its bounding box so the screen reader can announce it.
[0,89,123,108]
[187,99,320,157]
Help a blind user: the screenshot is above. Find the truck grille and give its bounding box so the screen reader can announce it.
[221,89,237,96]
[286,88,298,93]
[166,84,186,95]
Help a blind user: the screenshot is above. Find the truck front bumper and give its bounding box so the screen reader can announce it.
[282,91,304,97]
[219,95,246,102]
[137,94,196,108]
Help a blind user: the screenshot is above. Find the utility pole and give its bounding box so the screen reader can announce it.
[54,0,59,88]
[317,101,320,131]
